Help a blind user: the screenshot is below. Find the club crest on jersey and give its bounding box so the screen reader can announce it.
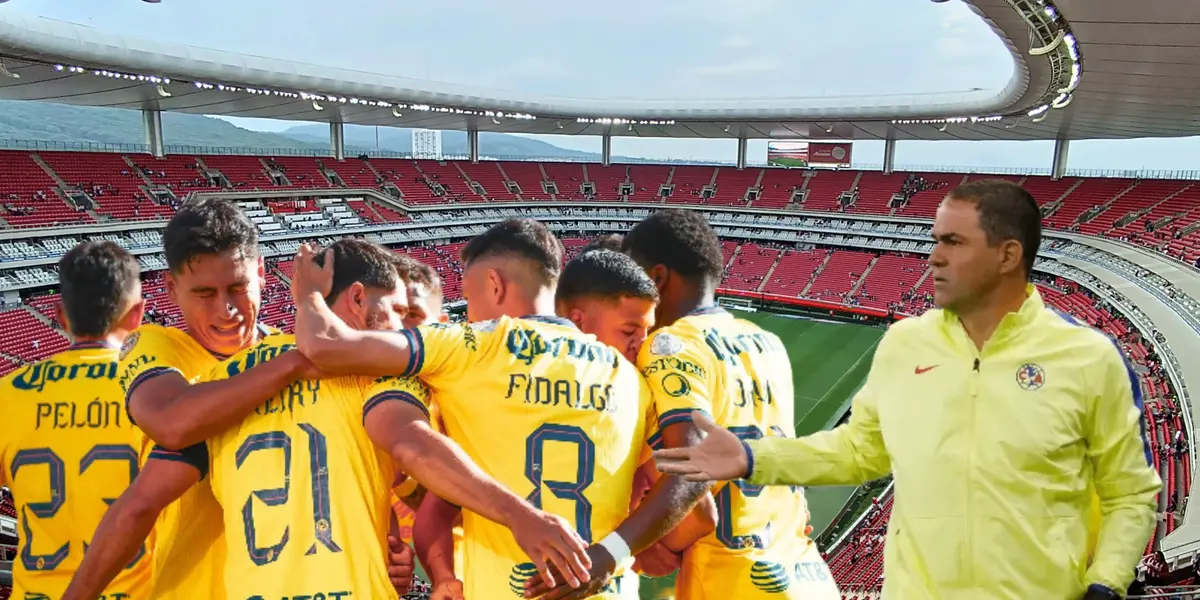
[650,332,683,356]
[119,331,140,361]
[1015,363,1045,391]
[471,319,499,333]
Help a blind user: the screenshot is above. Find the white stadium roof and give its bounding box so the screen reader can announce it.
[0,0,1195,141]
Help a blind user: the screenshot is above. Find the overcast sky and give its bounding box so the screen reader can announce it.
[14,0,1200,171]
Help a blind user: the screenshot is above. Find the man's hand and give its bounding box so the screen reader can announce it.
[652,413,749,482]
[291,243,334,304]
[387,536,415,595]
[523,544,617,599]
[509,509,593,590]
[430,579,465,600]
[633,540,681,578]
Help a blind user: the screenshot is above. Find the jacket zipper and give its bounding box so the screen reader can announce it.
[966,353,981,588]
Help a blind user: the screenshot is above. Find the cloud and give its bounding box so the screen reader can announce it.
[687,58,779,76]
[719,35,753,49]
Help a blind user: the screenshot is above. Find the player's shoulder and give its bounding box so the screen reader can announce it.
[119,324,190,361]
[1036,307,1122,360]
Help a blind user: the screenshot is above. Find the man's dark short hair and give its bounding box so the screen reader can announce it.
[163,198,259,272]
[948,179,1042,278]
[314,238,400,304]
[394,254,442,294]
[623,208,724,287]
[460,219,563,285]
[557,250,659,305]
[580,234,624,256]
[58,240,141,338]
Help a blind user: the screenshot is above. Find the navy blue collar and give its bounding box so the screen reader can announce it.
[686,305,728,317]
[521,314,578,329]
[69,340,118,351]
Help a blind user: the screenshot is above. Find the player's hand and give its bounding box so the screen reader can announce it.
[510,509,592,590]
[429,579,464,600]
[633,540,681,577]
[524,544,616,599]
[652,413,749,482]
[291,243,335,303]
[386,535,415,595]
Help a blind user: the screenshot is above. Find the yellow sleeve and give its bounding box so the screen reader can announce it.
[639,330,714,431]
[363,375,434,422]
[393,476,420,498]
[1084,340,1161,592]
[745,331,893,487]
[117,328,186,424]
[400,322,483,384]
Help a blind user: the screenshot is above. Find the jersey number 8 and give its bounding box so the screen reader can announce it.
[524,423,596,543]
[237,424,340,565]
[9,445,144,572]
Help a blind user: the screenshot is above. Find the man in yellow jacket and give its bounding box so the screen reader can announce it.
[655,179,1161,600]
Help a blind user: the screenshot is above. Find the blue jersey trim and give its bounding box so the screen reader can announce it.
[400,328,425,377]
[123,366,182,425]
[1051,309,1154,467]
[149,442,209,480]
[363,390,430,423]
[522,314,578,328]
[741,440,755,480]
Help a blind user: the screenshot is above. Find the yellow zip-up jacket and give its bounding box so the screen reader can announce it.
[746,287,1161,599]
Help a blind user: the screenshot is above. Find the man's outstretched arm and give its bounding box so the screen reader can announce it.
[127,352,315,450]
[62,456,203,600]
[413,494,463,588]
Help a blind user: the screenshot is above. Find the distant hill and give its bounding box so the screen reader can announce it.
[280,123,605,161]
[0,100,617,161]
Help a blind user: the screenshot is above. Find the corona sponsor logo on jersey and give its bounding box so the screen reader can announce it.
[505,328,619,367]
[11,359,118,392]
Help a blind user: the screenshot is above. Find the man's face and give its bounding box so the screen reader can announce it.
[928,198,1003,313]
[166,249,263,357]
[404,282,444,328]
[566,296,656,362]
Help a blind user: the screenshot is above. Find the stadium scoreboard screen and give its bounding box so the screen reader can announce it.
[767,141,854,168]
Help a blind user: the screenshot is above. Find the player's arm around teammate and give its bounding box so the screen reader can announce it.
[291,242,594,590]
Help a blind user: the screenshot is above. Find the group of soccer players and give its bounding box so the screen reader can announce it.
[0,198,840,599]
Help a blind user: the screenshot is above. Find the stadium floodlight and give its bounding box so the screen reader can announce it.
[156,83,171,98]
[1058,62,1082,94]
[1051,92,1072,109]
[312,100,323,111]
[1028,104,1050,117]
[0,60,19,79]
[1063,33,1080,61]
[392,107,403,118]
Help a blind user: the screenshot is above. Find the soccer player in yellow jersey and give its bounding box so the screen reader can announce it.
[626,209,840,600]
[63,199,322,600]
[170,238,417,599]
[292,219,709,599]
[0,241,149,600]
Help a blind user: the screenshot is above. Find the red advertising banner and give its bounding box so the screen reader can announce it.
[808,142,853,166]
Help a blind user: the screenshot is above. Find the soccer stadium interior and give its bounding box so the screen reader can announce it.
[2,0,1200,598]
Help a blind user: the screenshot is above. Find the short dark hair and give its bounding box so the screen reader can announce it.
[394,254,442,294]
[623,208,724,287]
[57,240,141,338]
[948,179,1042,278]
[557,250,659,305]
[163,198,259,272]
[579,234,624,256]
[460,219,562,285]
[313,238,400,304]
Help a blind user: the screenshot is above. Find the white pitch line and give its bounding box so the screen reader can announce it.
[794,336,881,431]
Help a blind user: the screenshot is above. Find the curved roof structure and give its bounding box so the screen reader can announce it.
[0,1,1195,141]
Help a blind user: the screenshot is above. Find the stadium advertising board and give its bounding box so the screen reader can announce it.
[808,142,853,166]
[766,141,808,167]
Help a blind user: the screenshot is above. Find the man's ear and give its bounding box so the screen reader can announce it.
[165,272,178,304]
[999,240,1024,276]
[566,307,586,330]
[120,298,147,332]
[487,268,506,306]
[647,264,669,292]
[54,301,69,331]
[346,282,367,319]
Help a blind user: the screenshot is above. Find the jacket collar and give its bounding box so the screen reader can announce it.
[940,284,1044,348]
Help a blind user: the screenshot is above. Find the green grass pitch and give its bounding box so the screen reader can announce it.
[636,310,884,599]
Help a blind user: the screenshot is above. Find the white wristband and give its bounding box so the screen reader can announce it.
[598,532,631,565]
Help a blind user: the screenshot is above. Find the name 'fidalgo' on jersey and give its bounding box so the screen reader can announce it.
[0,342,152,600]
[391,316,652,599]
[639,307,835,599]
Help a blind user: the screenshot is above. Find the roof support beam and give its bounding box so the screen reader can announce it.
[883,135,897,175]
[468,128,479,164]
[330,122,345,161]
[142,108,163,159]
[601,131,612,167]
[1051,137,1070,180]
[736,136,748,171]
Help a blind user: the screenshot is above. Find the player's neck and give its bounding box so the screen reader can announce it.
[660,286,716,328]
[511,287,558,318]
[71,334,123,349]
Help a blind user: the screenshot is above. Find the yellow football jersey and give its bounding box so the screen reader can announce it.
[117,324,227,600]
[0,342,152,600]
[638,307,835,599]
[394,316,649,599]
[202,335,399,600]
